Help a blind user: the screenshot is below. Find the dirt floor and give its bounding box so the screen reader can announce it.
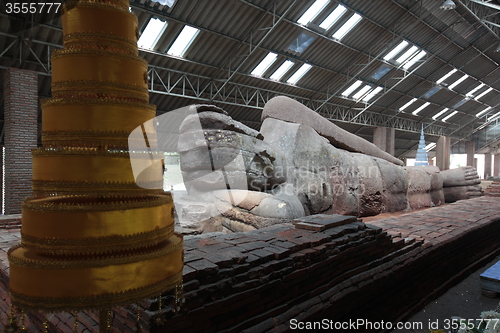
[392,255,500,333]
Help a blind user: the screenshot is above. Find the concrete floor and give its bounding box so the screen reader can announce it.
[393,255,500,333]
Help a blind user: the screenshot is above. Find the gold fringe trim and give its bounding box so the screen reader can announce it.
[61,43,137,57]
[50,91,148,104]
[21,224,175,255]
[63,32,137,50]
[22,194,173,212]
[8,234,183,269]
[32,179,163,194]
[51,79,148,94]
[52,48,146,64]
[41,97,156,111]
[10,270,183,312]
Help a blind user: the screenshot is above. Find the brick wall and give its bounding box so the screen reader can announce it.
[3,68,38,214]
[0,146,3,213]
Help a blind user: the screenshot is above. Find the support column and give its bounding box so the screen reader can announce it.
[436,136,451,171]
[485,153,492,179]
[495,154,500,178]
[373,127,395,156]
[466,141,475,167]
[373,127,387,152]
[386,127,395,156]
[3,68,38,214]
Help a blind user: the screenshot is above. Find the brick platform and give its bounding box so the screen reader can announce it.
[1,196,500,332]
[485,181,500,197]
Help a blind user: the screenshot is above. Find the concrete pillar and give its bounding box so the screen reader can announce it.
[373,127,387,152]
[466,141,475,167]
[436,136,451,171]
[495,154,500,178]
[485,153,492,179]
[373,127,395,156]
[3,68,38,214]
[386,127,395,156]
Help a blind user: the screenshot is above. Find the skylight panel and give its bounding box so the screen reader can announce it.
[288,33,316,54]
[489,110,500,122]
[362,87,383,102]
[167,25,199,57]
[286,64,312,84]
[251,53,278,76]
[423,86,442,99]
[332,13,362,41]
[436,69,457,84]
[402,50,426,70]
[297,0,329,25]
[399,98,417,111]
[425,143,436,152]
[442,110,458,122]
[319,4,347,30]
[352,85,372,100]
[448,74,468,90]
[466,83,485,97]
[412,102,430,115]
[383,41,409,61]
[371,65,392,80]
[341,80,363,97]
[395,46,419,64]
[270,60,294,81]
[452,98,469,109]
[476,106,491,117]
[138,18,168,50]
[475,87,493,100]
[432,108,449,120]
